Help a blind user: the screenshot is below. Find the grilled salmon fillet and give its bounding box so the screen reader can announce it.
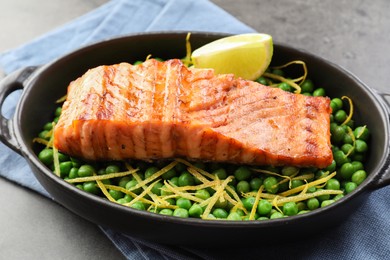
[54,59,332,168]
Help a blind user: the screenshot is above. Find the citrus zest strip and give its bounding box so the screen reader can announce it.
[356,125,367,139]
[66,169,138,183]
[201,176,233,219]
[341,96,354,125]
[183,32,192,67]
[279,171,336,197]
[273,189,342,206]
[263,60,307,94]
[249,186,264,220]
[95,175,116,202]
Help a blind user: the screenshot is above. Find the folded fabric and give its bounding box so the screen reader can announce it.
[1,0,389,259]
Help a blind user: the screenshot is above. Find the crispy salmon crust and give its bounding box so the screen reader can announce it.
[54,59,333,168]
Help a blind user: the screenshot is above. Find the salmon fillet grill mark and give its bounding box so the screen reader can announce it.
[54,59,333,168]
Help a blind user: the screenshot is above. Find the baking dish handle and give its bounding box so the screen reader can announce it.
[371,90,390,188]
[0,66,38,154]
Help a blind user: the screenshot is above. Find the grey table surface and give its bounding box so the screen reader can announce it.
[0,0,389,259]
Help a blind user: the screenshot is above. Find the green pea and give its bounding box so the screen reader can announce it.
[333,194,344,201]
[307,186,317,193]
[242,197,256,210]
[341,143,355,156]
[214,197,228,209]
[70,157,82,168]
[59,161,73,178]
[257,216,269,220]
[270,211,284,219]
[291,179,304,189]
[307,198,320,210]
[109,189,124,200]
[159,208,173,216]
[176,198,192,210]
[257,199,272,215]
[213,168,227,180]
[281,166,299,176]
[331,126,346,144]
[83,181,99,194]
[256,76,269,86]
[338,162,355,180]
[188,204,203,218]
[151,182,163,196]
[352,170,367,185]
[355,140,368,153]
[302,92,312,96]
[297,210,310,215]
[143,166,158,179]
[333,150,350,166]
[105,164,120,174]
[165,198,176,205]
[43,122,53,131]
[227,212,242,220]
[330,98,343,112]
[321,200,335,208]
[131,201,145,211]
[123,194,133,203]
[339,163,355,180]
[68,167,79,179]
[278,82,292,92]
[250,177,263,190]
[116,198,128,204]
[195,189,210,200]
[38,130,50,140]
[212,208,228,219]
[54,107,62,117]
[178,171,195,186]
[162,168,177,180]
[118,176,132,188]
[206,214,217,220]
[326,178,340,190]
[272,69,284,77]
[334,110,347,123]
[351,161,364,172]
[300,79,314,93]
[312,87,326,97]
[234,166,251,181]
[297,202,306,212]
[324,160,337,172]
[169,176,179,187]
[345,182,357,194]
[58,153,69,162]
[354,126,370,141]
[125,179,142,194]
[78,165,95,177]
[343,133,354,144]
[38,148,54,166]
[230,209,245,217]
[283,202,298,216]
[236,180,250,194]
[263,176,279,194]
[173,208,189,218]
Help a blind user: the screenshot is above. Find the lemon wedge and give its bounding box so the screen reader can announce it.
[191,33,273,80]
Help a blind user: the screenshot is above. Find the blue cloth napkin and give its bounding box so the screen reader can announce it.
[1,0,389,259]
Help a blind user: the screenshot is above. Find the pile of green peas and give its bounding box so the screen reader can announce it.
[35,66,370,221]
